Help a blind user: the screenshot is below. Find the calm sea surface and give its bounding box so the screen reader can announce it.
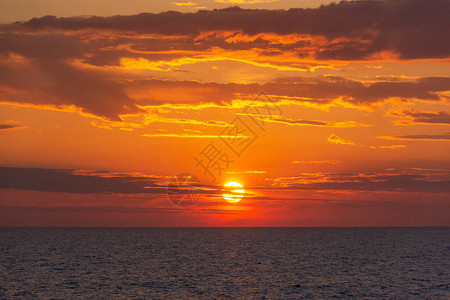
[0,228,449,299]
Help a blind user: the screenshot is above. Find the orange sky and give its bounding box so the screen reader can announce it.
[0,0,449,226]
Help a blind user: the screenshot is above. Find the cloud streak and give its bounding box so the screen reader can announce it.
[142,133,247,138]
[292,160,340,165]
[391,110,450,125]
[0,124,23,130]
[264,117,369,128]
[266,171,450,193]
[0,167,217,195]
[380,133,450,141]
[327,134,355,145]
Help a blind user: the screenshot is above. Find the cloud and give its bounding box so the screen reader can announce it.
[142,133,247,138]
[292,160,340,165]
[378,144,407,149]
[0,167,215,195]
[0,2,449,121]
[144,116,229,127]
[266,171,450,193]
[0,167,162,194]
[329,134,408,149]
[268,76,450,105]
[0,32,85,60]
[0,206,240,215]
[379,133,450,141]
[1,206,184,214]
[215,0,278,3]
[0,124,23,130]
[0,55,142,120]
[263,117,370,128]
[173,2,197,6]
[224,170,267,174]
[390,110,450,125]
[2,59,448,120]
[12,0,450,60]
[327,134,355,145]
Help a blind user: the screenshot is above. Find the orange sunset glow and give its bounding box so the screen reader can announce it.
[0,0,449,227]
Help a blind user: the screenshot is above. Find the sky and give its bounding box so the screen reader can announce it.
[0,0,449,227]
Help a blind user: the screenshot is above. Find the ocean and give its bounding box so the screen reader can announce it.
[0,228,449,299]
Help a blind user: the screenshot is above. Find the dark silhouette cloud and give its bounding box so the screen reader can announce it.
[0,32,85,60]
[394,110,450,124]
[2,167,448,196]
[0,206,239,215]
[0,167,163,194]
[0,57,143,120]
[268,172,450,193]
[0,167,219,197]
[0,124,22,130]
[13,0,450,60]
[385,133,450,141]
[0,206,183,214]
[265,76,450,104]
[260,117,367,127]
[304,174,450,193]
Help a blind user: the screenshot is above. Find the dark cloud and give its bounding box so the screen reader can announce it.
[0,206,239,215]
[268,76,450,104]
[0,167,216,195]
[39,61,143,120]
[268,172,450,193]
[12,0,450,60]
[260,117,366,127]
[0,57,143,120]
[14,5,378,37]
[0,206,183,214]
[0,32,85,60]
[135,75,450,106]
[394,110,450,124]
[0,124,22,130]
[385,133,450,141]
[123,76,450,107]
[270,118,330,126]
[0,167,163,194]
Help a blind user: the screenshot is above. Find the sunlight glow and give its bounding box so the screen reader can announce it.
[222,182,245,203]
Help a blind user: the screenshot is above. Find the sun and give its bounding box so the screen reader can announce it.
[222,181,245,203]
